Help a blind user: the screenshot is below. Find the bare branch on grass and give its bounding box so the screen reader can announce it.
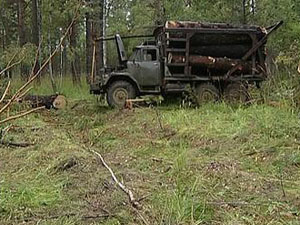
[0,81,11,104]
[0,106,45,125]
[16,87,33,101]
[20,212,115,223]
[153,106,163,131]
[90,148,150,225]
[90,149,142,210]
[0,141,35,148]
[0,125,12,142]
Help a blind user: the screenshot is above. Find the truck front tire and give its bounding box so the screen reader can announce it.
[107,81,136,108]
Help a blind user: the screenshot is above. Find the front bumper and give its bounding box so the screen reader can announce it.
[90,82,105,95]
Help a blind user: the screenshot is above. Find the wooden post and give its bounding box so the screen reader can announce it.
[91,42,96,83]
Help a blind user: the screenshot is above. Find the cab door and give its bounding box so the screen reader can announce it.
[139,48,161,87]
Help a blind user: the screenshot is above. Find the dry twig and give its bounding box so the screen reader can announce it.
[0,81,11,104]
[0,106,45,125]
[0,51,21,76]
[0,141,35,148]
[90,149,142,209]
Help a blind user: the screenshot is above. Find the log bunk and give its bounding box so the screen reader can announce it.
[154,20,283,81]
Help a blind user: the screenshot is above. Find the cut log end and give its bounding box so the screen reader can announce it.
[53,95,67,109]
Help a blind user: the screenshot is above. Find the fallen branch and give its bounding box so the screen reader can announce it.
[132,207,150,225]
[207,201,282,207]
[90,149,142,209]
[16,87,33,101]
[0,57,25,77]
[0,141,35,148]
[0,81,11,104]
[153,107,163,131]
[0,51,20,76]
[0,125,12,142]
[20,213,114,223]
[0,106,45,125]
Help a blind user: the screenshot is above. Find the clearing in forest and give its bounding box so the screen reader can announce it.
[1,94,300,224]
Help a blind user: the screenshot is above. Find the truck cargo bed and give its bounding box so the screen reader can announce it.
[154,21,282,81]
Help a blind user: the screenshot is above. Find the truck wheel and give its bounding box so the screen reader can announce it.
[107,81,136,108]
[195,83,220,104]
[224,83,249,103]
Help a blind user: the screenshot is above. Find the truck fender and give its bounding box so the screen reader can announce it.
[105,75,141,94]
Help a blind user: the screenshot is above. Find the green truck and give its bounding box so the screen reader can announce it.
[90,21,283,107]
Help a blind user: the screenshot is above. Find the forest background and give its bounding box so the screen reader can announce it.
[0,0,299,87]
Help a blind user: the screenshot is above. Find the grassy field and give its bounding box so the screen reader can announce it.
[1,77,300,224]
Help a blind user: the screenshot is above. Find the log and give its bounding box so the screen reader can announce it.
[22,94,67,109]
[166,21,265,31]
[189,45,252,59]
[171,54,253,73]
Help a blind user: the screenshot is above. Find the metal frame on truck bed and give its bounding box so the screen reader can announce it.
[154,21,283,82]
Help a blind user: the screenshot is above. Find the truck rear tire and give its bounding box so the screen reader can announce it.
[195,83,220,104]
[107,81,136,108]
[224,83,249,103]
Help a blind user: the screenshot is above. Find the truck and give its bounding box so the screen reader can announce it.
[90,21,283,108]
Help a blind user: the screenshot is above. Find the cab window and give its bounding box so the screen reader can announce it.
[142,49,157,61]
[129,48,142,61]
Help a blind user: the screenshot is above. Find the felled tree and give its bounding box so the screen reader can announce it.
[0,13,78,126]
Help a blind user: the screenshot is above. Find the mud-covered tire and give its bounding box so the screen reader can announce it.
[224,83,249,104]
[107,81,136,108]
[195,83,220,105]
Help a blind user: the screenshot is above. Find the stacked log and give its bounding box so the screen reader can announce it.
[171,54,253,74]
[189,45,251,59]
[166,21,266,33]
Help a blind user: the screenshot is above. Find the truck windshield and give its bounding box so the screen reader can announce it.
[129,48,142,61]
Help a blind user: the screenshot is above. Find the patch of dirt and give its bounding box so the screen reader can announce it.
[53,157,78,173]
[206,160,239,174]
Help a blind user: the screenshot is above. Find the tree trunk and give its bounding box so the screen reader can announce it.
[18,0,27,79]
[31,0,40,75]
[86,11,93,82]
[70,21,81,84]
[154,0,164,25]
[103,0,107,68]
[92,0,104,78]
[242,0,247,24]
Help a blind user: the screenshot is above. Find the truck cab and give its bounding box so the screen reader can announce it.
[90,35,163,108]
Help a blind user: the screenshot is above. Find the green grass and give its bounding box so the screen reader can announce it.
[1,76,300,224]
